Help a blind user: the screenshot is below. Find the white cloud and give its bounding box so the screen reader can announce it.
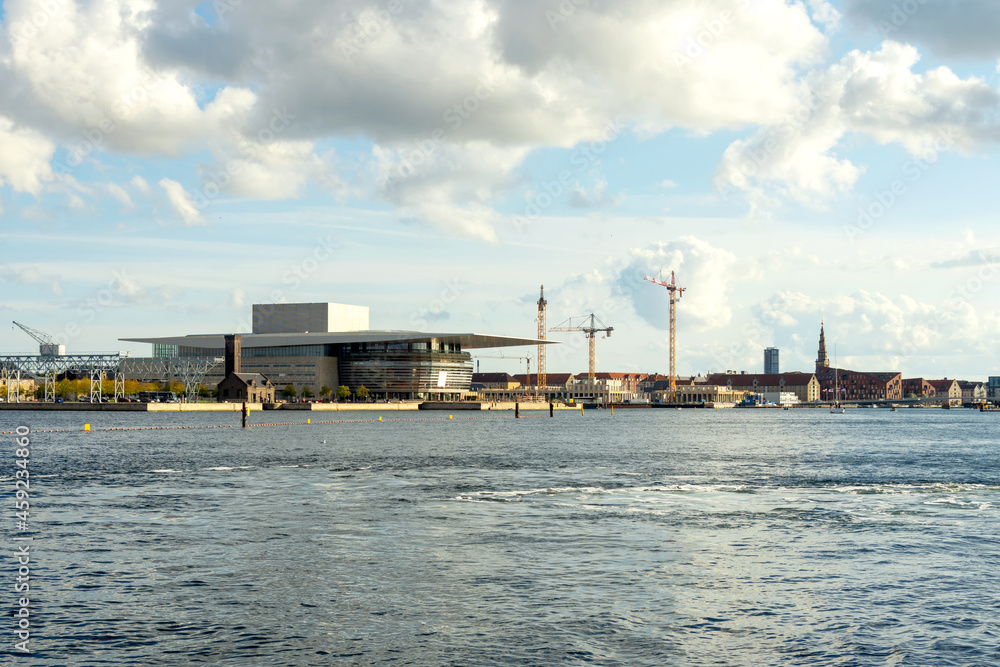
[714,41,1000,211]
[615,236,739,331]
[0,116,55,195]
[130,175,151,194]
[107,183,134,208]
[158,178,204,225]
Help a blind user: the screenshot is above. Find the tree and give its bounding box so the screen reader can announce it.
[319,385,332,399]
[336,385,351,401]
[282,384,296,398]
[301,386,314,399]
[356,385,370,401]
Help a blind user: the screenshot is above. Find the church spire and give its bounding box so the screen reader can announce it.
[816,320,829,371]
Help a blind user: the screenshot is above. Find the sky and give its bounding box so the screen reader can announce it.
[1,0,1000,380]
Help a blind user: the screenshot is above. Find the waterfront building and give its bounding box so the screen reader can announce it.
[764,347,779,374]
[216,334,276,404]
[218,373,275,403]
[653,384,747,406]
[471,373,520,390]
[123,302,549,401]
[957,380,987,404]
[815,368,903,401]
[704,372,821,403]
[902,378,937,398]
[927,379,962,407]
[989,376,1000,401]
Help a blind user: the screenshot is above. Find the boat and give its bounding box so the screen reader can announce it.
[831,345,845,413]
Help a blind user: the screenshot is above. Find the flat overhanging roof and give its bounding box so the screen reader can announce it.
[120,331,557,350]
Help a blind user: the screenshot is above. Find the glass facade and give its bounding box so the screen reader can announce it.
[338,349,473,399]
[764,348,779,374]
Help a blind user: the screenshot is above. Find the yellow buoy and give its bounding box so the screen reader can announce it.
[84,424,91,431]
[307,418,311,424]
[379,416,383,421]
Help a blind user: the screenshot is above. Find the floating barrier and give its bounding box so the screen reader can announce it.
[0,412,557,435]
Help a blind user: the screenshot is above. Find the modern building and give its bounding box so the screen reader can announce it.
[123,302,550,401]
[764,347,779,374]
[989,377,1000,402]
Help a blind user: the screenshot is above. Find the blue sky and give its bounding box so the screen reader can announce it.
[2,0,1000,380]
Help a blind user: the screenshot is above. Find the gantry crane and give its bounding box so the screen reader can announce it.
[550,314,613,380]
[643,271,685,392]
[536,285,547,389]
[13,321,65,356]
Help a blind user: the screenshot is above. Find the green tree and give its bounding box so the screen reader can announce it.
[336,385,351,401]
[282,384,296,398]
[356,385,370,401]
[301,386,314,399]
[319,385,332,399]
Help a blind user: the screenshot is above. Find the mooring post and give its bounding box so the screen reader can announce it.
[549,401,554,418]
[241,401,248,428]
[515,402,520,419]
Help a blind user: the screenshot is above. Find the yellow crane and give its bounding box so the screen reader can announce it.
[550,314,613,380]
[537,285,547,390]
[644,271,685,392]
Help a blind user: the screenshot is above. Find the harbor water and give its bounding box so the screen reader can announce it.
[2,408,999,665]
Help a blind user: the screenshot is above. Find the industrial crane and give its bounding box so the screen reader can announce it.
[12,321,65,356]
[550,314,613,380]
[536,285,547,390]
[643,271,685,392]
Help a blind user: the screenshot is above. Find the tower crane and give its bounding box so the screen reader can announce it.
[643,271,685,392]
[536,285,547,390]
[549,314,613,380]
[12,321,65,356]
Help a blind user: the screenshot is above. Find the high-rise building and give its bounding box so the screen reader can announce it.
[764,347,779,374]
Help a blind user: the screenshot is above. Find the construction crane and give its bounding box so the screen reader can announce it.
[536,285,547,390]
[13,321,65,356]
[643,271,686,392]
[550,314,613,380]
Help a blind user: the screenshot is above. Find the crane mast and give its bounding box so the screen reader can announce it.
[643,271,686,392]
[537,285,547,390]
[550,313,613,380]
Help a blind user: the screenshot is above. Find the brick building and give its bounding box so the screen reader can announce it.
[704,372,821,403]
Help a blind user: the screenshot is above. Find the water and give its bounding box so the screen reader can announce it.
[2,408,999,665]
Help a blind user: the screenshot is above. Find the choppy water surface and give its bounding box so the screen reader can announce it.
[2,408,999,665]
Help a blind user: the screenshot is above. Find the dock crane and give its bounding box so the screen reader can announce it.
[643,271,685,393]
[13,321,65,356]
[549,314,613,380]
